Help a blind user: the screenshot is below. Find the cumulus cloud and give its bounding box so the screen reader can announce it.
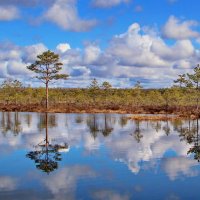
[42,165,96,199]
[43,0,97,32]
[92,0,130,8]
[83,44,101,64]
[56,43,71,53]
[0,112,197,182]
[0,42,46,80]
[162,16,200,40]
[151,39,195,61]
[107,23,168,68]
[1,17,200,88]
[162,157,198,180]
[7,61,29,75]
[0,176,18,191]
[22,43,47,63]
[0,6,20,21]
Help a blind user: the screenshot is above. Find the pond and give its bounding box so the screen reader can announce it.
[0,112,200,200]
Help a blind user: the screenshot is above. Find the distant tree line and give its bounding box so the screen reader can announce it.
[0,76,198,115]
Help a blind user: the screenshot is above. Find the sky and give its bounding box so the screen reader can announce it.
[0,0,200,88]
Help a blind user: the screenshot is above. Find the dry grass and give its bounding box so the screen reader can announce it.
[128,114,196,121]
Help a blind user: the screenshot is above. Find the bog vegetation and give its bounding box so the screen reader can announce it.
[0,51,200,116]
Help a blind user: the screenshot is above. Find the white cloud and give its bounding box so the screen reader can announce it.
[162,157,198,180]
[23,43,47,63]
[44,0,97,32]
[162,16,200,40]
[0,43,47,80]
[92,0,130,8]
[107,23,168,68]
[7,61,30,75]
[151,39,195,61]
[0,17,200,88]
[56,43,71,53]
[0,176,17,191]
[42,165,95,199]
[83,44,101,64]
[0,112,197,182]
[0,6,20,21]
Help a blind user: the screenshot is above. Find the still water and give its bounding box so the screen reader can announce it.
[0,112,200,200]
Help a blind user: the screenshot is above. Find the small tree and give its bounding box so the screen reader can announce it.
[1,78,23,89]
[88,78,100,103]
[187,64,200,89]
[27,50,68,110]
[187,64,200,112]
[1,78,23,104]
[134,81,143,90]
[101,81,112,90]
[89,78,99,90]
[174,74,187,88]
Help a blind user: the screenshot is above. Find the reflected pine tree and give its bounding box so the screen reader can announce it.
[38,113,57,131]
[26,113,68,174]
[151,121,162,132]
[171,119,183,132]
[187,119,200,161]
[75,115,83,124]
[163,120,171,136]
[132,120,143,143]
[179,119,196,144]
[13,112,21,135]
[1,112,22,135]
[87,114,100,139]
[178,118,200,161]
[25,113,32,127]
[101,114,113,137]
[119,115,128,127]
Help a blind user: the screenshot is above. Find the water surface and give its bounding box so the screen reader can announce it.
[0,112,200,200]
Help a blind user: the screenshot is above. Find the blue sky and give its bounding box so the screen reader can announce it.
[0,0,200,88]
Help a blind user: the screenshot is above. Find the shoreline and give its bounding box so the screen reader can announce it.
[0,105,197,120]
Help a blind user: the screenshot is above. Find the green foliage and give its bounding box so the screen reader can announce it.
[26,50,68,109]
[101,81,112,89]
[134,81,143,89]
[89,78,99,90]
[174,74,187,87]
[1,78,23,89]
[27,50,68,84]
[0,86,198,113]
[187,64,200,89]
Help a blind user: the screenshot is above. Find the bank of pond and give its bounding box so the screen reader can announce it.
[0,87,200,116]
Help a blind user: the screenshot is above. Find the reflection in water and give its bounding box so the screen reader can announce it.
[26,113,68,174]
[1,112,22,135]
[25,113,32,127]
[1,113,200,199]
[119,115,129,127]
[87,114,114,138]
[133,120,143,143]
[87,114,100,139]
[186,119,200,161]
[101,114,113,137]
[163,120,171,136]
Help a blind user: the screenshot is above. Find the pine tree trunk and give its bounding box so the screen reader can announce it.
[45,112,48,147]
[46,83,48,110]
